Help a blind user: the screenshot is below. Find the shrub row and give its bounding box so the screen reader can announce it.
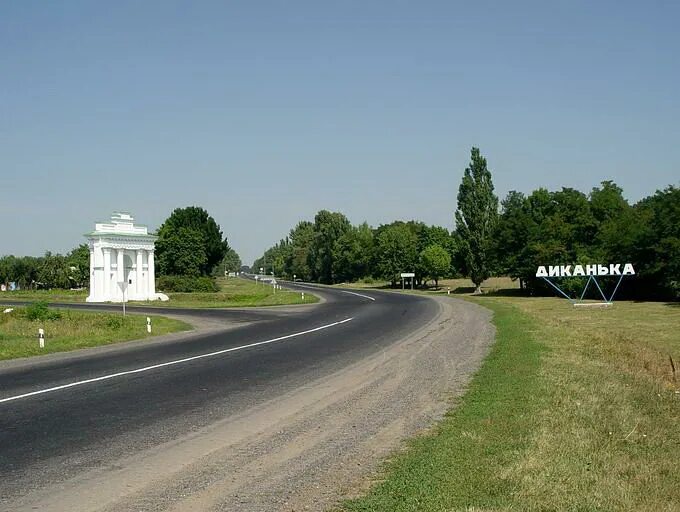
[155,275,219,293]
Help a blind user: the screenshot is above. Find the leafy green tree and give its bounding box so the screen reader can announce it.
[286,221,315,280]
[67,244,90,287]
[0,256,10,285]
[0,255,27,287]
[37,252,71,289]
[156,227,207,277]
[269,239,290,276]
[156,206,229,276]
[493,191,532,286]
[590,181,629,224]
[332,222,374,282]
[374,224,418,286]
[253,239,290,277]
[415,224,456,283]
[493,187,599,295]
[455,147,499,293]
[309,210,351,283]
[632,186,680,298]
[420,244,451,287]
[215,248,242,275]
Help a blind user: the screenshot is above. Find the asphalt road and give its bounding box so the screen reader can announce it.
[0,282,440,507]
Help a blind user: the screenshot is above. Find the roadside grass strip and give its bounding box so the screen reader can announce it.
[342,298,680,511]
[173,277,319,307]
[0,307,191,360]
[0,278,319,308]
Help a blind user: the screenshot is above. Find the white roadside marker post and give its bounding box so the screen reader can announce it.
[38,328,45,349]
[301,292,305,302]
[147,317,152,333]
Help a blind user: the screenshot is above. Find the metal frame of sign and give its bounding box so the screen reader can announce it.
[541,273,627,306]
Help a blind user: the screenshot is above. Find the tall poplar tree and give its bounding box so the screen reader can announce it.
[455,147,499,293]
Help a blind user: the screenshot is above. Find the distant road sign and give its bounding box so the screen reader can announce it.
[400,272,415,278]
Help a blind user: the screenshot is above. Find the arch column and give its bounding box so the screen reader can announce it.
[88,247,95,299]
[102,248,111,299]
[136,249,144,299]
[147,250,155,298]
[117,249,125,300]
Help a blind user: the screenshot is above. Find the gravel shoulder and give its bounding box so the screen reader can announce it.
[8,296,493,512]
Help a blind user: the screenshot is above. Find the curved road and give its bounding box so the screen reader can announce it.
[0,282,448,509]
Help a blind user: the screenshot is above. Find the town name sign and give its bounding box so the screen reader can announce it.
[535,263,636,278]
[536,263,635,305]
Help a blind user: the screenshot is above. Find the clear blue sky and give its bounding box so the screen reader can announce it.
[2,1,678,265]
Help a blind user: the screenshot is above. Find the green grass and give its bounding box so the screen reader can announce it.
[146,277,318,308]
[0,278,318,308]
[0,288,88,302]
[342,295,680,511]
[0,306,191,360]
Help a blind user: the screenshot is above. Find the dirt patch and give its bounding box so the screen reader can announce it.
[8,297,493,512]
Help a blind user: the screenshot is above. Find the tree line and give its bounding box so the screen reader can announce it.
[254,148,679,300]
[0,246,90,290]
[253,213,456,288]
[493,180,679,299]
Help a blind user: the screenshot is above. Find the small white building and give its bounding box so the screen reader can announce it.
[86,212,160,303]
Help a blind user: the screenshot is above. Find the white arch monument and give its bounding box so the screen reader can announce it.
[86,212,162,303]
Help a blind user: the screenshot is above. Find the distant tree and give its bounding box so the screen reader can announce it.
[156,226,207,277]
[156,206,229,276]
[269,239,290,276]
[493,191,531,285]
[309,210,351,283]
[37,252,71,289]
[0,256,21,286]
[589,181,629,224]
[332,222,374,282]
[633,186,680,298]
[416,224,456,283]
[374,224,418,286]
[420,244,451,288]
[454,147,499,293]
[253,239,290,277]
[215,248,242,275]
[67,244,90,288]
[286,221,315,280]
[419,225,456,256]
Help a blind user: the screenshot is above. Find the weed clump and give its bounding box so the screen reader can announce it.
[24,301,61,321]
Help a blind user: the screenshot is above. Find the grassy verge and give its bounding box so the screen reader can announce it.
[0,306,191,360]
[342,296,680,511]
[0,278,318,308]
[146,277,318,308]
[0,289,88,302]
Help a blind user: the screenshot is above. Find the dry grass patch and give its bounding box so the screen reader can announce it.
[494,297,680,511]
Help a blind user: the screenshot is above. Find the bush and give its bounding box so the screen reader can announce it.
[106,316,130,329]
[24,301,61,321]
[156,275,219,293]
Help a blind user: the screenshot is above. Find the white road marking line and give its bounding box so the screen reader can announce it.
[341,291,376,302]
[0,317,354,405]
